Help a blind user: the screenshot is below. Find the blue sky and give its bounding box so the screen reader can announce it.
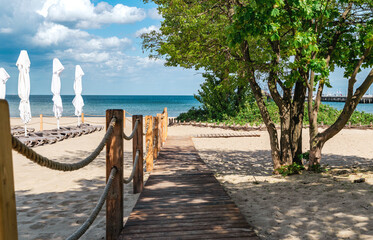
[0,0,204,95]
[0,0,372,96]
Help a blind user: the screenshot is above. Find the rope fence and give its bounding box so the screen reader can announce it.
[0,99,169,240]
[11,118,116,171]
[67,167,117,240]
[123,150,140,184]
[123,119,139,140]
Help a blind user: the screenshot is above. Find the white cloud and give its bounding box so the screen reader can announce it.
[38,0,146,29]
[0,28,13,34]
[32,22,89,46]
[135,56,165,68]
[148,8,162,20]
[135,25,160,37]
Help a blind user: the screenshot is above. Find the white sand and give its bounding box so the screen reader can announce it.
[12,117,148,240]
[167,125,373,240]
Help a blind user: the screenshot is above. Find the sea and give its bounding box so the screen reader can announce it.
[4,95,373,118]
[4,95,201,118]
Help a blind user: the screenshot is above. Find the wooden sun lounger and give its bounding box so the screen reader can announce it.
[12,124,104,148]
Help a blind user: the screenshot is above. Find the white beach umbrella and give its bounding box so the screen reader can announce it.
[16,50,32,136]
[72,65,84,126]
[51,58,64,129]
[0,68,10,99]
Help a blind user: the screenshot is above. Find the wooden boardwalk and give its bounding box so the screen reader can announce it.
[119,136,258,240]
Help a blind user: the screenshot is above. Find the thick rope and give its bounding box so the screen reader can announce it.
[123,119,139,140]
[11,118,116,171]
[123,150,140,184]
[66,167,117,240]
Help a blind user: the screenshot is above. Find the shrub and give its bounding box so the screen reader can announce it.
[276,163,305,176]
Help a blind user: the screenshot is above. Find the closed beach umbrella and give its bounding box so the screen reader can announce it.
[0,68,10,99]
[51,58,64,129]
[16,50,32,136]
[72,65,84,126]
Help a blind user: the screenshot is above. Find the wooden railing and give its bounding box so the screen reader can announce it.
[0,99,169,240]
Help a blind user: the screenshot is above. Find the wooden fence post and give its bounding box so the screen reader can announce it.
[40,114,43,131]
[0,100,18,240]
[157,113,162,151]
[123,110,126,130]
[133,115,143,194]
[145,116,153,172]
[163,107,168,141]
[106,109,123,240]
[81,113,84,124]
[153,116,159,159]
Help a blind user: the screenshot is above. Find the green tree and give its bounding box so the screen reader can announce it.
[229,0,373,166]
[143,0,373,172]
[195,72,250,120]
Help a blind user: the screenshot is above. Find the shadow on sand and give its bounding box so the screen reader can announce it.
[15,150,139,240]
[197,149,373,239]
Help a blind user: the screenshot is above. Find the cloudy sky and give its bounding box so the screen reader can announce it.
[0,0,371,96]
[0,0,204,95]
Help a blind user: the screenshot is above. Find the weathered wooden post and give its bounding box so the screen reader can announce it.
[40,114,43,131]
[0,100,18,240]
[133,115,143,194]
[157,113,162,151]
[123,110,126,130]
[163,107,168,141]
[106,109,123,240]
[161,114,165,145]
[145,116,153,172]
[153,116,159,159]
[81,113,84,124]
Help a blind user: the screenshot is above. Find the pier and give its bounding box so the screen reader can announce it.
[308,95,373,103]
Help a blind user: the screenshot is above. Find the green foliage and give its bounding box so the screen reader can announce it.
[178,101,373,126]
[146,0,373,169]
[298,151,310,161]
[177,107,208,122]
[308,164,328,173]
[276,163,305,177]
[194,73,251,120]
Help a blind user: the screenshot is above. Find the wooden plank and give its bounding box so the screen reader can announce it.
[0,100,18,240]
[132,115,143,194]
[106,109,123,240]
[118,136,258,239]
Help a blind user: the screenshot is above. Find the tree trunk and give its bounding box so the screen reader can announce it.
[280,110,293,166]
[291,80,306,164]
[309,137,324,165]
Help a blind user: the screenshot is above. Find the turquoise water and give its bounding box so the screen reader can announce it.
[322,101,373,114]
[4,95,373,118]
[4,95,201,118]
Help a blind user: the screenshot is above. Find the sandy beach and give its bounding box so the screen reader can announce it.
[11,118,373,239]
[170,125,373,240]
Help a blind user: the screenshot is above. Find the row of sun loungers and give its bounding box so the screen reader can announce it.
[11,126,35,136]
[13,124,104,147]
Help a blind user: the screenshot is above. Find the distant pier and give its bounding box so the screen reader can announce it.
[303,95,373,103]
[320,95,373,103]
